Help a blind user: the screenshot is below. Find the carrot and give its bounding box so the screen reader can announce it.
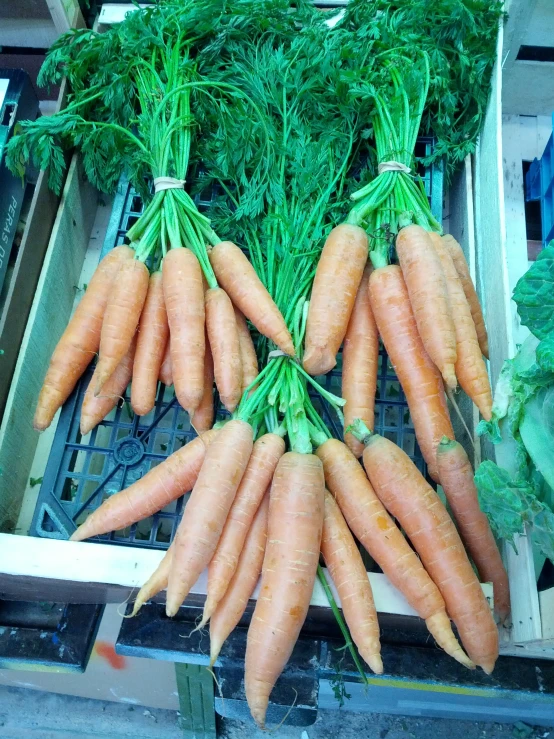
[362,432,498,674]
[429,233,492,420]
[70,430,218,542]
[200,433,285,628]
[245,452,324,728]
[158,339,173,386]
[131,272,169,416]
[205,287,242,413]
[303,224,368,376]
[190,335,214,433]
[442,234,489,359]
[342,264,379,457]
[80,336,136,436]
[321,490,382,674]
[437,437,510,623]
[33,245,134,431]
[209,241,294,356]
[163,247,205,415]
[95,258,150,395]
[396,225,457,390]
[166,419,254,617]
[209,492,269,666]
[368,265,454,482]
[234,307,259,395]
[317,439,472,669]
[131,545,173,617]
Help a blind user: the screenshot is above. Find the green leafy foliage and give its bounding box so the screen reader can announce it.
[513,244,554,340]
[475,461,554,562]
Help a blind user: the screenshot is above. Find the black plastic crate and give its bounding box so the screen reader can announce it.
[30,143,442,551]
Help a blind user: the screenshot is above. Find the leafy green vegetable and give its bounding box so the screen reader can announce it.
[29,476,44,488]
[513,243,554,340]
[475,461,554,562]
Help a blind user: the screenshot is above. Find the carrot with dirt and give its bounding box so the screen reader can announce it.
[131,271,169,416]
[191,335,214,433]
[34,245,134,431]
[158,340,173,386]
[205,287,242,412]
[429,233,492,420]
[316,438,473,668]
[163,247,206,415]
[357,427,498,673]
[245,452,325,728]
[395,225,457,390]
[321,489,382,674]
[200,432,285,629]
[234,307,259,396]
[342,263,379,457]
[209,492,269,665]
[442,234,489,359]
[209,241,294,356]
[95,257,150,395]
[368,265,454,481]
[131,545,173,617]
[166,419,254,616]
[70,430,217,541]
[303,224,369,376]
[437,437,510,623]
[80,336,136,436]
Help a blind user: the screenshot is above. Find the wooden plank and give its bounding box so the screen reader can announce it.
[46,0,85,33]
[0,79,69,418]
[501,0,539,79]
[501,114,533,347]
[539,588,554,641]
[475,29,543,645]
[0,155,98,532]
[0,534,493,617]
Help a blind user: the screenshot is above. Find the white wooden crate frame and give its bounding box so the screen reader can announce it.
[1,19,553,660]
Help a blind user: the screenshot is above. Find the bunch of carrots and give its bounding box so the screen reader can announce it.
[10,0,510,728]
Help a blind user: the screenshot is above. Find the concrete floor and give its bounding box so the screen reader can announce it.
[0,685,551,739]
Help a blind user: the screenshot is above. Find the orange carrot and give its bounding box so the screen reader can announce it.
[80,336,136,436]
[159,339,173,386]
[362,433,498,674]
[442,234,489,359]
[190,334,214,433]
[95,258,149,394]
[234,307,259,395]
[200,433,285,628]
[396,225,457,389]
[429,233,492,420]
[316,439,473,668]
[368,265,454,482]
[209,241,294,356]
[163,247,205,415]
[437,437,510,623]
[166,420,254,616]
[205,287,242,413]
[34,245,134,431]
[245,452,324,728]
[131,545,173,617]
[342,264,379,457]
[321,490,382,674]
[131,271,168,416]
[304,224,368,376]
[209,492,269,665]
[70,430,218,541]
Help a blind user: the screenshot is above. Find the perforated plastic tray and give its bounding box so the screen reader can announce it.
[30,139,442,549]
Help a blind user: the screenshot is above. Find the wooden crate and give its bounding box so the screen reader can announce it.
[0,23,552,660]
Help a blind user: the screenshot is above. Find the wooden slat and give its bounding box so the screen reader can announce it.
[475,27,542,645]
[0,534,493,617]
[0,155,98,532]
[0,79,69,419]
